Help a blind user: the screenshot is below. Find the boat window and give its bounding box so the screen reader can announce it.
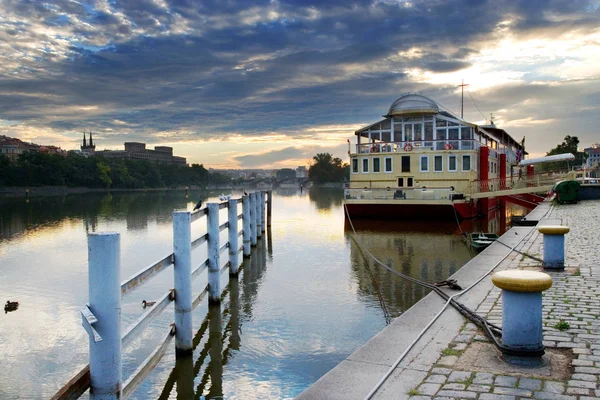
[398,177,404,187]
[462,155,471,171]
[381,119,391,130]
[407,177,413,187]
[434,155,443,172]
[401,156,410,172]
[362,158,369,173]
[436,118,447,127]
[424,122,434,147]
[381,131,391,142]
[373,157,381,173]
[404,124,412,142]
[394,124,402,142]
[448,155,457,172]
[420,155,429,172]
[385,157,393,173]
[414,124,423,141]
[352,158,358,173]
[448,128,459,150]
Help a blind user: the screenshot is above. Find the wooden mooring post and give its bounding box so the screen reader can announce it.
[228,198,240,275]
[267,190,272,228]
[242,195,251,257]
[250,193,257,246]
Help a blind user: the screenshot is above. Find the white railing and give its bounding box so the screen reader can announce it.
[356,139,481,154]
[344,187,456,201]
[52,191,273,400]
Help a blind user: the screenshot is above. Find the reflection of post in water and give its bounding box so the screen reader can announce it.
[175,354,194,399]
[267,227,273,260]
[206,303,223,399]
[227,275,241,351]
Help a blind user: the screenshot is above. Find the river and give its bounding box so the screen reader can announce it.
[0,187,522,399]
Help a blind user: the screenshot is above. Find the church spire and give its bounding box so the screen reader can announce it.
[83,131,87,147]
[89,131,93,146]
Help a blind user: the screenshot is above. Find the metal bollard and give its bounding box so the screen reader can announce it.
[538,225,570,269]
[492,270,552,362]
[173,211,193,354]
[227,198,239,275]
[250,193,257,247]
[207,203,220,303]
[242,195,251,257]
[86,232,122,400]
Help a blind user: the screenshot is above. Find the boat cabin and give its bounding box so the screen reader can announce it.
[348,93,524,196]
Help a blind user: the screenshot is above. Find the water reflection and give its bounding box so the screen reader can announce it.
[159,237,269,399]
[307,187,343,211]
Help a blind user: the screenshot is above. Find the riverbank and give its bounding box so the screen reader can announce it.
[299,200,600,399]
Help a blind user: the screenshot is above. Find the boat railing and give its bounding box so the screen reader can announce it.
[344,187,455,201]
[52,191,272,400]
[355,139,481,154]
[466,170,570,195]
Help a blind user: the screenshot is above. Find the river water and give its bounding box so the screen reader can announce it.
[0,188,521,399]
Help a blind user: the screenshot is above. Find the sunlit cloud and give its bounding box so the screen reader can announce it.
[0,0,598,167]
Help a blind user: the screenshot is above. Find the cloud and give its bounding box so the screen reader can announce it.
[0,0,598,166]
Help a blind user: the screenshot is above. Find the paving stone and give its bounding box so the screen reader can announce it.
[437,356,458,366]
[571,373,597,382]
[418,383,441,396]
[566,386,591,395]
[442,383,466,390]
[478,394,515,400]
[431,368,452,375]
[517,377,542,391]
[435,390,477,398]
[494,376,518,388]
[492,386,532,397]
[543,381,566,394]
[466,384,491,393]
[447,371,472,383]
[567,379,596,389]
[426,375,447,384]
[532,391,576,399]
[472,372,494,385]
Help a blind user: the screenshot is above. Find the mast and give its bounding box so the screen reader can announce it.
[458,80,469,118]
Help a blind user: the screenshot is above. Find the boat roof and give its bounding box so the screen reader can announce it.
[355,93,524,151]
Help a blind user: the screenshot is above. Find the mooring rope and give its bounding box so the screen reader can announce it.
[343,204,551,399]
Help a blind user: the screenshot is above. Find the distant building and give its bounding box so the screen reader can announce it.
[1,135,37,160]
[80,131,96,156]
[584,144,600,169]
[98,142,186,165]
[296,166,307,178]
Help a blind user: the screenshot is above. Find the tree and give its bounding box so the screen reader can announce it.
[543,135,587,170]
[308,153,349,183]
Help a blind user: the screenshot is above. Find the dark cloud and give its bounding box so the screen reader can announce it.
[0,0,598,158]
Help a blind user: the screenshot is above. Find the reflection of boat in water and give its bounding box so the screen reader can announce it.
[468,232,499,252]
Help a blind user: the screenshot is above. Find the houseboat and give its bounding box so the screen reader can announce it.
[344,93,526,220]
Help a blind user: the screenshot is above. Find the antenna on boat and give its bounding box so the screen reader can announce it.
[458,79,469,118]
[489,113,495,126]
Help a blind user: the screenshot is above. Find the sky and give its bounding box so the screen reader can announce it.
[0,0,598,169]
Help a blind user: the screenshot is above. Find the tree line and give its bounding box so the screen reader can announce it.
[0,152,230,188]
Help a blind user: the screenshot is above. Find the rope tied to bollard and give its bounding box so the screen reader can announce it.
[343,204,551,400]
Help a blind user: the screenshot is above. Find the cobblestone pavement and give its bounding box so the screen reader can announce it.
[408,200,600,399]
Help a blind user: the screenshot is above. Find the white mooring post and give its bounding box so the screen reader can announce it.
[207,203,221,303]
[250,193,257,247]
[228,198,239,275]
[172,211,193,354]
[242,195,251,257]
[256,192,263,238]
[260,191,266,233]
[87,232,122,400]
